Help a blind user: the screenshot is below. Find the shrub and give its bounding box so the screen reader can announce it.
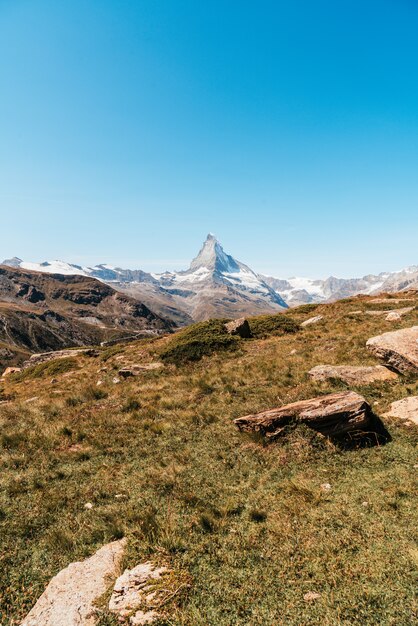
[159,319,239,365]
[13,357,78,381]
[249,314,300,338]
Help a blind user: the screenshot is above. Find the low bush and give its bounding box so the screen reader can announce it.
[249,314,300,338]
[159,319,239,365]
[13,357,79,381]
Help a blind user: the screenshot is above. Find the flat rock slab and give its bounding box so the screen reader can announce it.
[364,307,414,320]
[119,363,163,378]
[20,539,126,626]
[384,396,418,426]
[309,364,398,385]
[234,391,372,439]
[109,561,167,624]
[366,326,418,375]
[301,315,323,327]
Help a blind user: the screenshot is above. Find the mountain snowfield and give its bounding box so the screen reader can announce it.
[3,234,418,323]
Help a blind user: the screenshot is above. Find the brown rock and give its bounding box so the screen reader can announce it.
[224,318,252,338]
[309,364,398,385]
[366,326,418,375]
[384,396,418,426]
[234,391,372,438]
[20,539,126,626]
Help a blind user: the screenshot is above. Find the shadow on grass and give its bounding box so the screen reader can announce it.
[332,412,392,450]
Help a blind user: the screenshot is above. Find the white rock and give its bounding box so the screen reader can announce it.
[384,396,418,426]
[304,591,321,601]
[84,502,94,510]
[301,315,323,327]
[20,539,126,626]
[109,561,167,622]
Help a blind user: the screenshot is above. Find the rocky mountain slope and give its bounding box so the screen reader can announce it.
[3,235,288,322]
[0,265,172,370]
[4,236,417,317]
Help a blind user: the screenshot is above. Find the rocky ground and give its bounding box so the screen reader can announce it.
[0,292,417,625]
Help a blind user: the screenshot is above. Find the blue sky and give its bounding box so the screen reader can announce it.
[1,0,417,278]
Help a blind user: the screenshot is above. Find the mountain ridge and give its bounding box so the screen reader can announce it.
[3,235,418,320]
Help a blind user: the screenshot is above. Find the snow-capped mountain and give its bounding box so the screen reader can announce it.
[262,267,418,306]
[2,237,287,323]
[2,237,417,323]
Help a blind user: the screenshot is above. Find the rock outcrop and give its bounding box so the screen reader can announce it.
[366,326,418,375]
[109,561,168,624]
[309,364,398,385]
[234,391,372,439]
[384,396,418,426]
[20,539,126,626]
[224,318,252,338]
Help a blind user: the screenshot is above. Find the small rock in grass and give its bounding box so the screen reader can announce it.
[304,591,321,602]
[301,315,323,327]
[321,483,332,491]
[84,502,94,510]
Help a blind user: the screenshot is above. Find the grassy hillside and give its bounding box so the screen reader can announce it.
[0,294,417,625]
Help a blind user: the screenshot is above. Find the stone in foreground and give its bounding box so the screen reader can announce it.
[109,561,167,624]
[309,364,398,385]
[384,396,418,426]
[224,317,252,338]
[20,539,126,626]
[234,391,372,438]
[366,326,418,375]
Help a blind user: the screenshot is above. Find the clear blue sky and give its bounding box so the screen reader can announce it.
[1,0,417,278]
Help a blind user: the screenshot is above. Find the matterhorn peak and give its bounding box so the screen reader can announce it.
[189,234,240,274]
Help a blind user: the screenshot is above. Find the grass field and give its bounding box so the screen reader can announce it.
[0,294,417,625]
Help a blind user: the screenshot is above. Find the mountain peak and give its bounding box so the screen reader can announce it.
[189,235,240,273]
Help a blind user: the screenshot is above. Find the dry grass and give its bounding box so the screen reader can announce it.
[0,294,417,625]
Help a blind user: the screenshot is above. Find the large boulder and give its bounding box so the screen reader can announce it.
[366,326,418,375]
[234,391,372,439]
[20,539,126,626]
[384,396,418,426]
[224,318,252,338]
[309,364,398,385]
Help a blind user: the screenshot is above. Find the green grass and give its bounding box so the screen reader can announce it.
[159,319,240,365]
[249,312,301,338]
[12,357,79,381]
[0,294,417,625]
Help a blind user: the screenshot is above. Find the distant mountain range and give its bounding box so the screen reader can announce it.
[3,234,418,323]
